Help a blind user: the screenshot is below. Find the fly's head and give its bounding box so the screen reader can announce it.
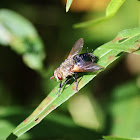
[50,68,63,82]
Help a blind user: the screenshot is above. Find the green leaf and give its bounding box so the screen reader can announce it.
[0,106,100,139]
[0,9,45,71]
[0,107,31,139]
[108,80,140,137]
[103,136,140,140]
[73,0,125,28]
[66,0,73,12]
[7,27,140,138]
[106,0,125,16]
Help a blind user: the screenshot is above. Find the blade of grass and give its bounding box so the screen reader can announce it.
[7,27,140,139]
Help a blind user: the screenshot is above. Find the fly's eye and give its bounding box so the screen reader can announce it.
[57,73,62,81]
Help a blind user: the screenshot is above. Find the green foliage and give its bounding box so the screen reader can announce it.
[0,0,140,140]
[109,80,140,137]
[68,90,105,131]
[106,0,125,16]
[0,9,45,70]
[103,136,140,140]
[73,0,125,28]
[0,106,101,139]
[7,27,140,138]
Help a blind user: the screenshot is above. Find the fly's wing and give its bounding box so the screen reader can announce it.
[71,61,103,72]
[67,38,84,59]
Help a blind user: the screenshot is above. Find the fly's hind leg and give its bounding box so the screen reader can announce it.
[73,73,78,92]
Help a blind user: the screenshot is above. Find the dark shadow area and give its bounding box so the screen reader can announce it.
[0,47,41,106]
[7,133,18,140]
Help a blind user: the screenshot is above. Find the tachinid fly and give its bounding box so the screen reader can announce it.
[50,38,102,94]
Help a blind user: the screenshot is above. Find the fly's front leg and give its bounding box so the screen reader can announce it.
[73,73,78,92]
[57,81,62,95]
[57,77,73,95]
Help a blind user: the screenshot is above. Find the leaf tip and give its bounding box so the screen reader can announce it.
[66,7,69,13]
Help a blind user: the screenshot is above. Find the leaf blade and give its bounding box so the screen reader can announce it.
[8,27,140,138]
[74,0,125,28]
[103,136,140,140]
[106,0,126,16]
[66,0,73,12]
[0,9,45,70]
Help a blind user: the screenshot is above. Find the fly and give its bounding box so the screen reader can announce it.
[50,38,103,95]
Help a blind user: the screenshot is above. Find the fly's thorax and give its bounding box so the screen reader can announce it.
[74,53,95,64]
[59,58,75,79]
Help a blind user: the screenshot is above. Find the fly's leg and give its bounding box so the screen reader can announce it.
[61,77,73,88]
[73,73,78,92]
[57,81,62,95]
[57,77,73,95]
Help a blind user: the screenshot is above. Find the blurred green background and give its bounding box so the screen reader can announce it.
[0,0,140,139]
